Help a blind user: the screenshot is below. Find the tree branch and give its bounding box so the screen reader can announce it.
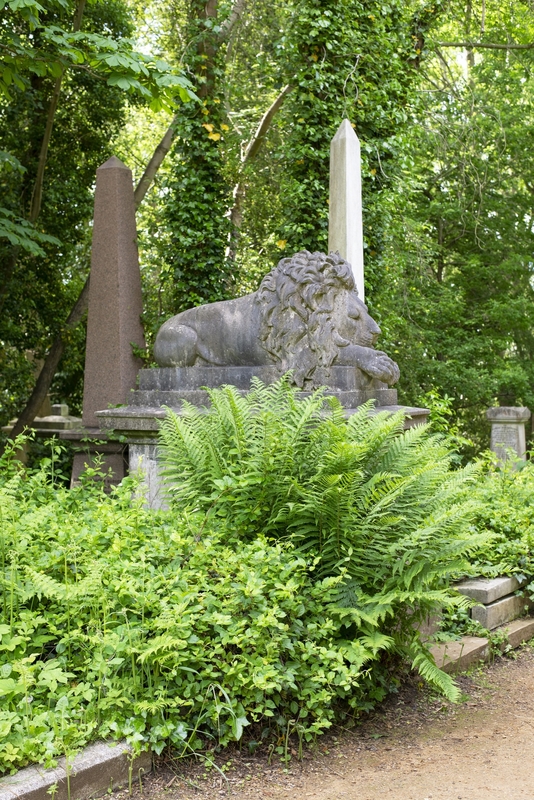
[242,84,292,163]
[437,40,534,50]
[227,84,292,256]
[134,117,176,208]
[29,0,86,224]
[218,0,248,43]
[9,275,90,439]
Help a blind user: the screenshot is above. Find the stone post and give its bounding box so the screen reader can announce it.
[82,156,145,428]
[328,119,365,300]
[486,406,531,462]
[67,156,146,486]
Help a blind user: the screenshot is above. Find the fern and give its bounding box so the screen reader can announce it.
[158,376,490,697]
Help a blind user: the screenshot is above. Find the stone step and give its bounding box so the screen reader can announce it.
[497,617,534,650]
[430,636,489,674]
[471,593,532,630]
[455,575,527,605]
[430,617,534,674]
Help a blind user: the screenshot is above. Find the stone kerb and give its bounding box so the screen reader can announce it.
[486,406,531,462]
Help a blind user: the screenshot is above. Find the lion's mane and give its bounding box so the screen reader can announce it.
[256,250,355,387]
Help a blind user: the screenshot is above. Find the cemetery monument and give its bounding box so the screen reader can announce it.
[73,120,428,505]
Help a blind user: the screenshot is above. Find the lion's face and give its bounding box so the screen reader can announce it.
[334,290,381,348]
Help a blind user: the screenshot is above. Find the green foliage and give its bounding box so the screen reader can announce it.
[467,458,534,578]
[0,0,196,110]
[373,0,534,450]
[275,0,438,270]
[159,377,489,702]
[0,0,196,429]
[162,102,234,315]
[0,206,60,256]
[0,437,396,775]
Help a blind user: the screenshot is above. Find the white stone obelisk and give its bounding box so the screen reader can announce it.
[328,119,365,300]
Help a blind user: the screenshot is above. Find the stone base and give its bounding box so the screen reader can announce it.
[138,365,393,393]
[129,443,169,511]
[94,366,428,508]
[59,429,127,491]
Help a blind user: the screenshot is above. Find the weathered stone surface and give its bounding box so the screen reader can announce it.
[471,593,532,630]
[130,443,168,510]
[70,446,127,490]
[82,156,145,429]
[138,365,390,393]
[486,406,531,462]
[430,637,489,674]
[0,742,151,800]
[430,618,534,675]
[153,251,399,391]
[456,576,528,605]
[328,120,365,299]
[499,617,534,649]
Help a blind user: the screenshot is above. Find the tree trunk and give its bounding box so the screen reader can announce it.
[9,277,90,439]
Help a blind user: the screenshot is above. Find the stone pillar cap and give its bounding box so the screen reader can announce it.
[486,406,531,422]
[97,155,129,171]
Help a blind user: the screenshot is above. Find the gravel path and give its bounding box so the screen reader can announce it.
[120,645,534,800]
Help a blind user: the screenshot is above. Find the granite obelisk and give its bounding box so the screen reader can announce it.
[328,119,365,300]
[82,156,145,429]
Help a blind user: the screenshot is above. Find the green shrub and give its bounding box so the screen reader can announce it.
[468,456,534,580]
[0,446,393,774]
[159,379,490,702]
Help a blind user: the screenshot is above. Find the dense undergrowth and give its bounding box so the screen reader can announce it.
[0,462,377,774]
[2,380,534,775]
[469,456,534,582]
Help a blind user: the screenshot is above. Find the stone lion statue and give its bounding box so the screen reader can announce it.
[154,250,400,389]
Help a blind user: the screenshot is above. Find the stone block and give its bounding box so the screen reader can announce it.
[51,404,69,417]
[497,617,534,649]
[129,443,169,510]
[138,365,390,394]
[430,636,489,674]
[486,406,531,461]
[0,742,151,800]
[456,575,527,605]
[471,593,532,630]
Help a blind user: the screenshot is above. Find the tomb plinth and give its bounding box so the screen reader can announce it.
[486,406,531,462]
[96,366,428,510]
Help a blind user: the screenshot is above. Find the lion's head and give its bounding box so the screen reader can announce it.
[256,250,382,388]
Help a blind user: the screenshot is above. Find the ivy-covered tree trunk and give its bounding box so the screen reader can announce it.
[162,0,235,313]
[276,0,440,296]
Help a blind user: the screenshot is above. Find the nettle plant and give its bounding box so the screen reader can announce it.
[159,377,490,698]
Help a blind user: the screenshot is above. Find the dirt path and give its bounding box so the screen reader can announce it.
[126,646,534,800]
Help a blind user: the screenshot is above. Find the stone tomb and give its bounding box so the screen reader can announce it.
[97,251,428,507]
[486,406,531,462]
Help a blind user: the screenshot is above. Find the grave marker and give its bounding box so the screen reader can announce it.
[328,119,365,300]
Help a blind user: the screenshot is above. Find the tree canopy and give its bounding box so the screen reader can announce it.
[1,0,533,454]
